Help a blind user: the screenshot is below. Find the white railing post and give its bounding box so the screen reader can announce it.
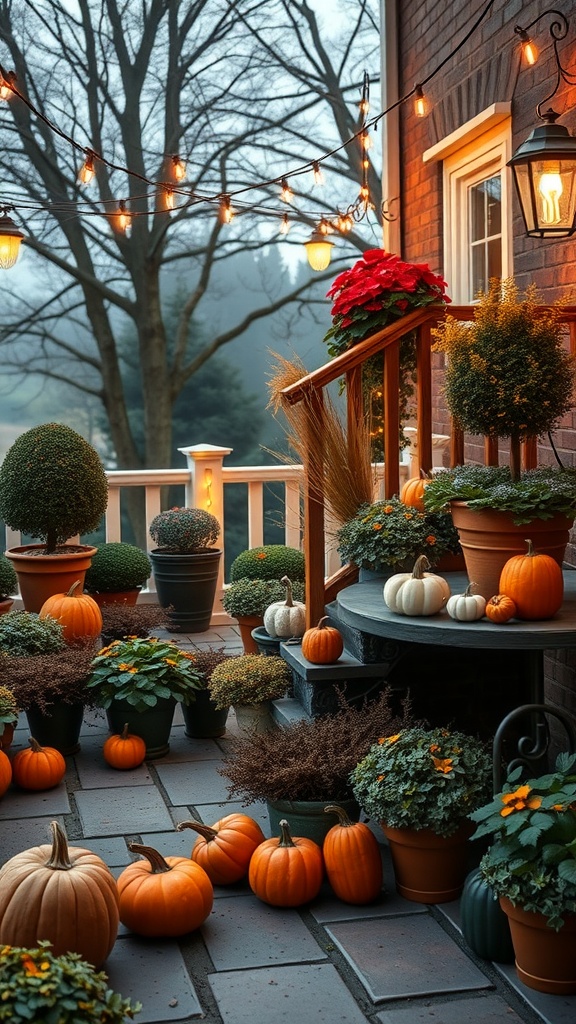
[177,443,233,626]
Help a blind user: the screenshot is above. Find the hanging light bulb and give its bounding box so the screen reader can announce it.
[413,85,430,118]
[219,195,234,223]
[538,161,564,225]
[0,210,24,269]
[171,155,186,181]
[312,161,324,186]
[0,70,15,100]
[279,212,290,235]
[359,94,370,117]
[163,186,175,211]
[515,27,538,65]
[78,150,95,185]
[303,226,333,272]
[509,111,576,238]
[280,177,293,203]
[360,129,373,151]
[337,213,353,233]
[113,200,131,233]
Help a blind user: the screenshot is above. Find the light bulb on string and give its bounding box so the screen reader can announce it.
[303,223,334,272]
[360,129,373,151]
[78,150,95,185]
[279,212,290,235]
[312,161,324,186]
[219,195,234,224]
[413,85,430,118]
[0,209,24,269]
[0,70,15,100]
[516,27,538,65]
[171,155,186,181]
[113,200,131,233]
[163,186,175,211]
[280,177,293,203]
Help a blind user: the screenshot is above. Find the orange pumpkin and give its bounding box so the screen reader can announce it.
[103,722,146,770]
[0,748,12,797]
[0,819,119,968]
[323,804,383,904]
[485,594,517,624]
[499,538,564,620]
[248,818,323,907]
[400,471,432,512]
[117,842,213,936]
[12,737,66,790]
[177,813,265,885]
[301,616,344,664]
[39,580,103,643]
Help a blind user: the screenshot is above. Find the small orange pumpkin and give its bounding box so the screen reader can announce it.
[177,813,265,884]
[400,471,432,512]
[117,842,213,936]
[301,616,344,664]
[485,594,517,624]
[499,538,564,620]
[103,722,146,770]
[248,818,324,907]
[12,737,66,790]
[0,748,12,797]
[323,804,383,904]
[39,580,103,643]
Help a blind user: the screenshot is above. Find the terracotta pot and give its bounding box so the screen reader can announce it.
[0,598,14,616]
[500,897,576,994]
[236,615,264,654]
[450,502,572,600]
[89,589,140,607]
[5,544,97,612]
[382,821,473,903]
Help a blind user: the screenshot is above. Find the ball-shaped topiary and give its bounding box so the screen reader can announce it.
[84,543,151,593]
[229,545,305,583]
[0,423,109,553]
[0,553,18,599]
[149,507,220,553]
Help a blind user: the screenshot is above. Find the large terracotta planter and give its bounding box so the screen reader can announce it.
[500,897,576,994]
[450,502,572,600]
[149,548,221,632]
[382,821,473,903]
[5,544,97,612]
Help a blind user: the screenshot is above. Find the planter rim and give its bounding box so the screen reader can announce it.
[5,543,98,561]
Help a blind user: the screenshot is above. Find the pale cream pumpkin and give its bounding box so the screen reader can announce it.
[263,575,306,638]
[383,555,450,616]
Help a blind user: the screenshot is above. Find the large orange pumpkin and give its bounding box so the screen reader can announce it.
[400,471,432,512]
[39,580,103,643]
[0,748,12,797]
[103,722,146,770]
[301,617,344,664]
[0,819,119,967]
[323,804,383,904]
[499,538,564,620]
[117,842,213,936]
[248,818,323,907]
[12,737,66,790]
[177,813,265,885]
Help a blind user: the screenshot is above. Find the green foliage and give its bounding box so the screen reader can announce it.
[337,497,461,570]
[230,544,305,582]
[149,507,220,553]
[423,465,576,524]
[0,941,140,1023]
[351,726,492,838]
[222,577,305,617]
[0,611,65,656]
[0,684,18,724]
[87,636,204,712]
[470,752,576,930]
[0,423,108,552]
[434,279,575,442]
[209,654,290,709]
[84,543,151,592]
[0,554,17,599]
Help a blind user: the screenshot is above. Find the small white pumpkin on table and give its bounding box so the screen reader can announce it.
[383,555,450,617]
[263,575,306,638]
[446,582,486,622]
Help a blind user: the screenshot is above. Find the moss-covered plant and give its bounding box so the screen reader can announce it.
[99,603,170,644]
[433,279,575,480]
[424,464,576,525]
[222,577,305,618]
[149,507,220,553]
[0,553,18,600]
[0,611,65,656]
[0,422,109,553]
[1,642,100,713]
[220,688,412,802]
[87,635,204,712]
[337,496,461,570]
[0,941,140,1024]
[229,545,305,583]
[209,653,290,709]
[84,542,151,593]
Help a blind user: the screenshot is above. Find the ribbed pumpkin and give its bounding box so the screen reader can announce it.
[0,819,119,968]
[323,804,383,904]
[117,842,213,936]
[301,616,344,664]
[383,555,450,616]
[399,471,432,512]
[263,576,306,638]
[248,818,323,907]
[39,580,103,643]
[0,748,12,797]
[499,538,564,620]
[460,868,514,964]
[446,583,486,622]
[177,813,265,884]
[12,737,66,790]
[103,722,146,770]
[485,594,517,624]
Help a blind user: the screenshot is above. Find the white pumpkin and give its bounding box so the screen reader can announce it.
[383,555,450,617]
[263,575,306,638]
[446,583,486,622]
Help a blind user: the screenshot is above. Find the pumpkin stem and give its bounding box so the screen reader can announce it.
[121,723,130,740]
[315,616,329,629]
[28,736,44,753]
[280,576,294,607]
[278,818,296,847]
[128,842,173,873]
[66,580,82,597]
[176,819,218,842]
[525,539,535,556]
[45,820,73,870]
[463,583,477,597]
[324,804,353,826]
[412,555,430,579]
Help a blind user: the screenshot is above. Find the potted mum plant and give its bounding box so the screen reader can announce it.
[0,552,18,614]
[226,545,305,653]
[351,725,492,903]
[470,752,576,994]
[87,634,204,757]
[148,507,221,632]
[0,422,109,611]
[427,279,576,597]
[83,542,151,606]
[209,653,290,734]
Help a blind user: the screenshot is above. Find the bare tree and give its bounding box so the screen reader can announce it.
[0,0,381,475]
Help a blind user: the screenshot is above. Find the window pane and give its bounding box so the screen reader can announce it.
[470,184,486,242]
[487,237,502,281]
[471,243,486,299]
[486,176,501,235]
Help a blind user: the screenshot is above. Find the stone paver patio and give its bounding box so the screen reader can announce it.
[1,622,575,1024]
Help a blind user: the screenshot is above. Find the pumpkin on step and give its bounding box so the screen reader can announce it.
[323,804,382,904]
[301,617,344,664]
[499,538,564,620]
[177,812,265,884]
[12,737,66,790]
[263,575,306,638]
[39,580,103,643]
[117,842,213,936]
[383,555,450,616]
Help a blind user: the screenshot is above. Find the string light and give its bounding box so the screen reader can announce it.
[279,212,290,234]
[304,225,334,271]
[280,177,293,203]
[358,72,370,117]
[515,26,538,65]
[204,468,213,509]
[78,150,95,185]
[312,161,324,186]
[171,155,186,181]
[0,70,14,100]
[163,185,175,211]
[360,128,373,151]
[219,195,234,223]
[0,208,24,269]
[413,85,430,118]
[113,200,131,233]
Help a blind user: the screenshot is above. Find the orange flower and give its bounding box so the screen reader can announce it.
[256,552,267,559]
[377,774,384,782]
[384,505,394,513]
[373,523,383,531]
[404,512,413,520]
[429,743,440,753]
[425,535,436,545]
[21,955,41,975]
[384,733,401,745]
[500,784,542,817]
[118,663,137,673]
[432,756,453,774]
[163,658,178,666]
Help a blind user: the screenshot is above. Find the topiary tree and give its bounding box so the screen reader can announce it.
[0,423,109,553]
[84,542,151,593]
[229,545,305,583]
